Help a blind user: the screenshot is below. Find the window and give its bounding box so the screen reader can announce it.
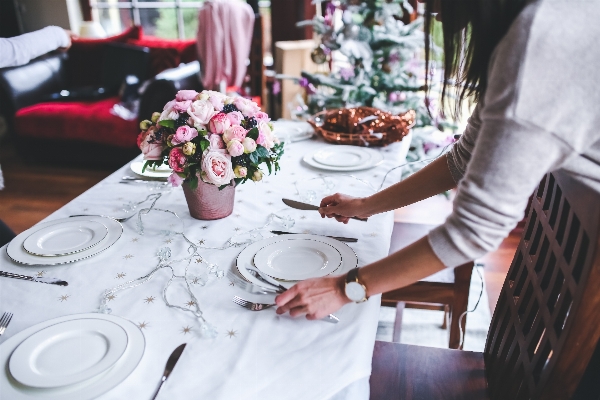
[90,0,203,39]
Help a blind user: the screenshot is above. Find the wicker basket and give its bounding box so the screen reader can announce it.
[307,107,416,147]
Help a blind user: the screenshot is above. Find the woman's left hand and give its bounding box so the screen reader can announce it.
[275,275,351,320]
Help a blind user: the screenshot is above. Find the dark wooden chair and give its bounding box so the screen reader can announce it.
[382,222,474,349]
[371,171,600,399]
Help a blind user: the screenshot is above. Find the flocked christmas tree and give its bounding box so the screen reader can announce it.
[289,0,457,174]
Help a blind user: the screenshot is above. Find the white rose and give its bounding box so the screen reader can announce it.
[188,100,217,127]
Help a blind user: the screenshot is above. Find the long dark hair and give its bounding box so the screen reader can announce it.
[424,0,527,119]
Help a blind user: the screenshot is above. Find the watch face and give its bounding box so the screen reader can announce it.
[346,281,366,302]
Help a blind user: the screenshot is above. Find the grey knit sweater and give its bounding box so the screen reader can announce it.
[427,0,600,268]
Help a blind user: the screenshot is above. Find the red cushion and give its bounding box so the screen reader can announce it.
[66,26,143,88]
[127,36,197,76]
[15,97,139,148]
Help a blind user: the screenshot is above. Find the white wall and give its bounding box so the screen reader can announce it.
[17,0,82,33]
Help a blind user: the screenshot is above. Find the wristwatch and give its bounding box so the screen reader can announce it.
[345,268,368,303]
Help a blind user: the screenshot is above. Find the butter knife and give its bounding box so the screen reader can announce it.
[282,199,368,222]
[0,271,68,286]
[151,343,187,400]
[271,230,358,243]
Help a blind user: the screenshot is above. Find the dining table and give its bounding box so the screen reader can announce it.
[0,130,411,400]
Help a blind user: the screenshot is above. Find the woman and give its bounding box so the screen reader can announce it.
[275,0,600,318]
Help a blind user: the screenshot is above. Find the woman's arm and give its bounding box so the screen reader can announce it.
[318,153,457,223]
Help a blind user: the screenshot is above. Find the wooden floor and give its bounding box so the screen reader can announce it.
[0,141,514,314]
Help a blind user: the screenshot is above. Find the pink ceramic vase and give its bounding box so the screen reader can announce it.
[182,179,236,220]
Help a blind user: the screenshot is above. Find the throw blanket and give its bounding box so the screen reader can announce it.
[196,0,255,90]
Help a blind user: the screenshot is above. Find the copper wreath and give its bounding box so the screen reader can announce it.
[307,107,416,147]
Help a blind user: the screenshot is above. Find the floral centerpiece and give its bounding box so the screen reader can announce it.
[138,90,283,188]
[137,90,283,219]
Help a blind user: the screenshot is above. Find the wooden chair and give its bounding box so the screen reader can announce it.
[371,171,600,399]
[382,222,474,349]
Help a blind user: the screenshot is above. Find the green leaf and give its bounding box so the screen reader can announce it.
[249,151,259,164]
[199,138,210,153]
[247,127,259,140]
[265,159,272,174]
[256,145,269,158]
[189,176,199,190]
[158,119,175,129]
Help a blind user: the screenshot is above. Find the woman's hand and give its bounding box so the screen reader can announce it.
[318,193,372,224]
[275,275,351,320]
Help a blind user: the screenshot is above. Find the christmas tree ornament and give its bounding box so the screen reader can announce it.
[311,46,328,64]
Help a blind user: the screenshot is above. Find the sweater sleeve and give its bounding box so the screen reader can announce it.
[428,117,574,268]
[0,26,69,68]
[446,104,482,184]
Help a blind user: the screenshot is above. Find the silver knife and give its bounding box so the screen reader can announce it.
[282,199,368,222]
[151,343,187,400]
[271,230,358,243]
[0,271,68,286]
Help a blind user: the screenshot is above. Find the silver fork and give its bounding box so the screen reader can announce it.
[233,296,274,311]
[0,312,13,336]
[232,296,340,323]
[69,214,136,223]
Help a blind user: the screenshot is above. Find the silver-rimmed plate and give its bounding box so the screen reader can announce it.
[130,160,172,179]
[22,220,108,257]
[302,145,384,172]
[9,318,128,388]
[0,313,145,400]
[7,216,123,266]
[253,239,342,281]
[235,234,358,289]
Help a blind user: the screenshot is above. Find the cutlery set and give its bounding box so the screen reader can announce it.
[0,271,67,286]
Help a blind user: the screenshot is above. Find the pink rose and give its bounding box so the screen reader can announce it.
[139,128,164,160]
[176,90,199,101]
[233,97,260,118]
[159,100,178,121]
[205,90,226,111]
[171,125,198,146]
[242,137,257,153]
[208,134,225,150]
[201,151,234,186]
[226,111,244,126]
[208,113,231,134]
[223,125,247,143]
[254,111,270,122]
[173,100,192,113]
[226,140,244,157]
[167,172,185,187]
[188,100,217,127]
[168,147,187,173]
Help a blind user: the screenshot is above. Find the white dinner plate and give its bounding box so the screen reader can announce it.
[302,146,384,172]
[0,313,145,400]
[22,220,108,257]
[272,120,314,142]
[130,160,172,179]
[312,147,372,168]
[9,319,128,388]
[235,234,358,289]
[253,239,342,281]
[7,216,123,266]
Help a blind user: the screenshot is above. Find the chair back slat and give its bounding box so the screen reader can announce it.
[484,171,600,399]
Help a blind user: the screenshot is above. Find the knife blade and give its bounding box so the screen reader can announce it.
[271,231,358,243]
[0,271,68,286]
[151,343,187,400]
[282,199,368,222]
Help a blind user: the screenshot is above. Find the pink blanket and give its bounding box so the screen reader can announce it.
[197,0,255,90]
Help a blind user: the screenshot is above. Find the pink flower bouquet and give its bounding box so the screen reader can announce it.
[137,90,283,189]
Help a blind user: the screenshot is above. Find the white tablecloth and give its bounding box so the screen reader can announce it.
[0,135,410,399]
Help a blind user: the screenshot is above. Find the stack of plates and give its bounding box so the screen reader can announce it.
[0,313,145,399]
[272,120,314,142]
[235,234,358,289]
[303,145,383,172]
[130,159,172,179]
[6,216,123,266]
